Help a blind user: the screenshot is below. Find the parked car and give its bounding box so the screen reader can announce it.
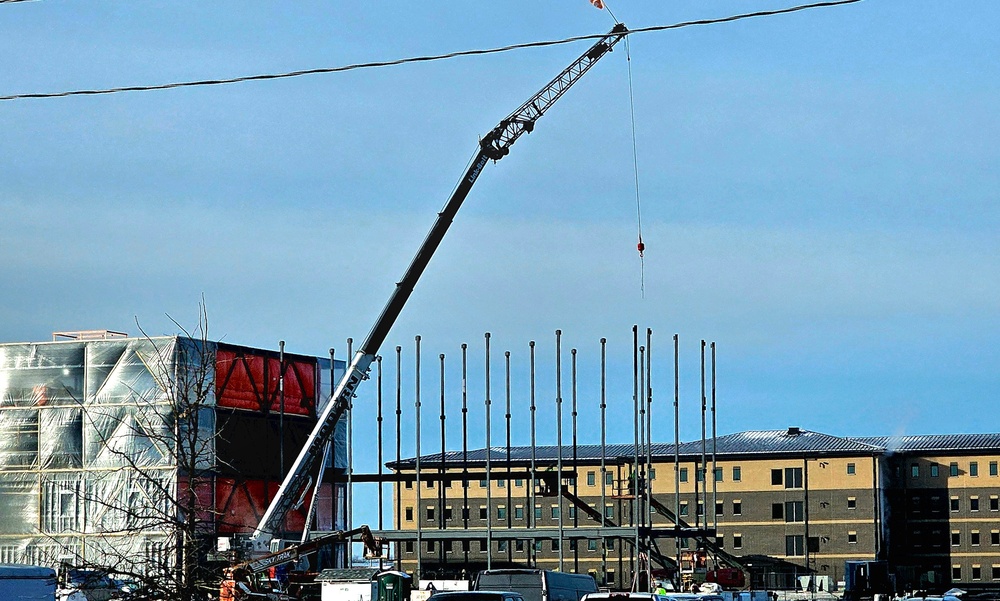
[430,592,526,601]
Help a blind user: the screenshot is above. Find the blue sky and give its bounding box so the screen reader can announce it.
[3,1,999,527]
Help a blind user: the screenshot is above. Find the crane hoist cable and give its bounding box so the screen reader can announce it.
[624,34,646,299]
[602,1,647,298]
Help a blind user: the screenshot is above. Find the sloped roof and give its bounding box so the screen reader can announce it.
[851,433,1000,453]
[388,428,884,469]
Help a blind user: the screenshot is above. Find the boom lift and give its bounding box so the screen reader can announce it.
[222,526,383,600]
[248,23,629,551]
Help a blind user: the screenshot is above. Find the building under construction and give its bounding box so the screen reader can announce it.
[0,331,347,574]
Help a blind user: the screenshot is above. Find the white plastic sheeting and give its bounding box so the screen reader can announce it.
[0,337,209,574]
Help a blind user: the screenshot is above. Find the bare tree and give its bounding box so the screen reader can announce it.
[40,305,223,600]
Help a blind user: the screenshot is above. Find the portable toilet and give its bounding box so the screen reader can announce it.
[377,571,412,601]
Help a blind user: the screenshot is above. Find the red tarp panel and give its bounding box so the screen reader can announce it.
[214,477,332,534]
[177,476,216,528]
[215,347,317,417]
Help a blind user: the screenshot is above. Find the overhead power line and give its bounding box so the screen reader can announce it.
[0,0,861,102]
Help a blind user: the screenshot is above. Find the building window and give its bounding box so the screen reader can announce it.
[991,461,998,476]
[993,565,1000,580]
[551,506,560,518]
[405,507,413,521]
[444,507,453,520]
[772,503,784,520]
[785,535,805,556]
[772,469,783,486]
[848,531,858,544]
[716,501,724,516]
[605,471,614,485]
[733,466,742,481]
[680,468,689,482]
[588,539,598,551]
[515,540,524,552]
[445,540,454,553]
[808,537,820,553]
[427,540,435,552]
[650,468,657,480]
[733,534,743,550]
[568,507,577,519]
[569,539,577,551]
[696,468,705,482]
[717,535,724,548]
[931,464,939,477]
[406,480,413,489]
[606,570,616,586]
[680,502,689,517]
[950,462,960,477]
[605,505,614,519]
[479,507,488,520]
[426,480,434,489]
[534,540,542,551]
[848,497,857,510]
[785,501,804,523]
[952,531,961,546]
[497,506,507,520]
[972,530,981,546]
[480,539,488,552]
[498,479,505,488]
[973,566,982,581]
[714,468,723,482]
[733,500,742,515]
[405,541,414,553]
[953,566,962,581]
[911,464,920,478]
[515,479,523,487]
[462,540,471,552]
[608,538,615,550]
[785,467,804,489]
[847,462,856,475]
[534,506,542,520]
[951,497,960,512]
[497,540,508,552]
[479,479,488,488]
[992,531,999,546]
[551,539,560,551]
[587,471,596,486]
[971,462,980,477]
[992,496,999,511]
[697,503,705,516]
[426,507,435,521]
[515,506,524,520]
[972,497,980,512]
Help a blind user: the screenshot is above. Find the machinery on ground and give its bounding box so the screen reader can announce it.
[222,526,383,600]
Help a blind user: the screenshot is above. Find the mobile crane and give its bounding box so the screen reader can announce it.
[249,23,630,552]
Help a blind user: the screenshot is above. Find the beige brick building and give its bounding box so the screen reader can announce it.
[388,429,1000,592]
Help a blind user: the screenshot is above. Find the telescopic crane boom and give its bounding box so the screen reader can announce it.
[251,23,628,548]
